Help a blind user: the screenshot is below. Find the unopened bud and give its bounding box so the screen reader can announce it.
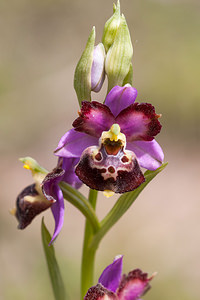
[74,27,105,105]
[105,14,133,92]
[91,43,105,92]
[102,0,121,53]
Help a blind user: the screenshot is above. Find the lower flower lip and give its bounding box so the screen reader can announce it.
[75,144,145,193]
[15,183,51,230]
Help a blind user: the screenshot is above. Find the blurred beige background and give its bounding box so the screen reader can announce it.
[0,0,200,299]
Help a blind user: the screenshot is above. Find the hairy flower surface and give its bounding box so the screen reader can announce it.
[55,85,163,193]
[84,255,153,300]
[15,183,52,230]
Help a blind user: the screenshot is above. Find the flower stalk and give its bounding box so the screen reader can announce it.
[81,189,98,299]
[60,182,100,233]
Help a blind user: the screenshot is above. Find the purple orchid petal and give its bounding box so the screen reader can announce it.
[91,43,105,92]
[62,157,82,189]
[55,129,99,158]
[105,85,138,117]
[50,184,65,244]
[116,103,162,142]
[73,101,114,138]
[127,140,164,170]
[117,269,152,300]
[98,255,123,293]
[42,160,65,243]
[42,157,82,243]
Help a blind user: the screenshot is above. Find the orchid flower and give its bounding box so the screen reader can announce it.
[55,84,163,195]
[14,157,82,244]
[84,255,154,300]
[39,84,163,243]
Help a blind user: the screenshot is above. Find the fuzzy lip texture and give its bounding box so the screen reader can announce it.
[55,85,163,191]
[15,183,52,230]
[84,255,153,300]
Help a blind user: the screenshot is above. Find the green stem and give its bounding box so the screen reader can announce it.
[81,189,98,299]
[90,163,168,250]
[60,182,100,233]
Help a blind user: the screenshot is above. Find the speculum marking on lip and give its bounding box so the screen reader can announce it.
[121,155,129,163]
[108,166,115,173]
[95,152,102,161]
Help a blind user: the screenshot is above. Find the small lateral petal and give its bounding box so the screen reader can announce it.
[84,283,117,300]
[73,101,114,138]
[127,140,164,171]
[98,255,123,293]
[116,103,162,142]
[105,85,138,117]
[117,269,152,300]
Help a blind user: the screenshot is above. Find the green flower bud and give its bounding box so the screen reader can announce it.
[74,27,95,105]
[102,0,121,53]
[105,14,133,92]
[74,27,106,106]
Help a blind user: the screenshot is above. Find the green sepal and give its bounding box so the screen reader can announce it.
[102,0,121,53]
[74,27,95,106]
[105,14,133,92]
[41,218,67,300]
[90,163,168,249]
